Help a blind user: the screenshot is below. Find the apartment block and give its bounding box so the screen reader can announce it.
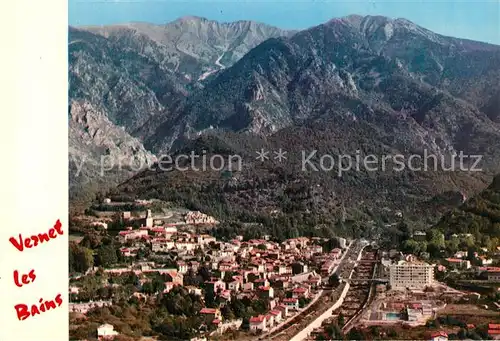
[389,260,434,289]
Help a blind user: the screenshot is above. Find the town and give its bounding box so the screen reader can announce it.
[69,199,500,341]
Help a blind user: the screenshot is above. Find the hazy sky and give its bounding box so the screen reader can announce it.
[69,0,500,44]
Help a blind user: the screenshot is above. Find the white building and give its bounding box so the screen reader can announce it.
[118,229,148,241]
[249,315,267,332]
[389,259,434,290]
[90,221,108,230]
[337,237,347,249]
[97,324,118,339]
[151,238,175,252]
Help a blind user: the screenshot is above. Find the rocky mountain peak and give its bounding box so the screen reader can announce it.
[69,15,500,212]
[174,15,209,23]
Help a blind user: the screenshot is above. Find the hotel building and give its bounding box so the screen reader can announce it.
[389,259,434,289]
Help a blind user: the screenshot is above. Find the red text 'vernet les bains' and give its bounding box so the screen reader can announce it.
[8,219,64,321]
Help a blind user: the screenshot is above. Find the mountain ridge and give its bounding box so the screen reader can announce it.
[68,16,294,204]
[146,14,500,155]
[69,15,500,220]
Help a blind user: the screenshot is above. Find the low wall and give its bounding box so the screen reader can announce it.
[289,282,351,341]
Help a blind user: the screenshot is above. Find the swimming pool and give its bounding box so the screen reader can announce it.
[385,312,401,320]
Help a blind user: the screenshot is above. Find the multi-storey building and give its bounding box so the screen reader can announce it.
[389,259,434,289]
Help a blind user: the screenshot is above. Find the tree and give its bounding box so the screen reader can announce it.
[427,243,442,259]
[397,222,412,240]
[402,239,422,255]
[329,273,340,287]
[347,328,364,340]
[338,312,345,327]
[69,243,94,273]
[427,230,445,248]
[221,305,235,320]
[467,246,479,262]
[325,323,342,339]
[152,277,166,293]
[204,290,216,308]
[323,238,341,252]
[79,233,101,249]
[223,271,236,283]
[198,267,211,282]
[445,238,460,255]
[230,299,249,319]
[142,282,154,294]
[97,245,118,267]
[457,328,466,339]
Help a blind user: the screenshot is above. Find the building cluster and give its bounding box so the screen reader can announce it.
[379,300,435,322]
[104,207,219,230]
[441,251,500,282]
[71,219,349,338]
[70,300,112,314]
[184,211,218,225]
[386,249,500,290]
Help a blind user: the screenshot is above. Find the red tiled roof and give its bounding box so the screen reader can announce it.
[489,330,500,335]
[430,331,448,338]
[482,267,500,272]
[152,238,168,242]
[200,308,217,314]
[445,258,464,263]
[249,315,265,323]
[489,324,500,330]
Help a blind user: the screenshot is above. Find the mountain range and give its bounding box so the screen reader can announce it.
[69,15,500,227]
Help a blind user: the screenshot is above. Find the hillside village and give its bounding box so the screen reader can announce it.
[69,199,349,340]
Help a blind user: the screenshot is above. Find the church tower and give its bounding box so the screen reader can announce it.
[145,209,153,228]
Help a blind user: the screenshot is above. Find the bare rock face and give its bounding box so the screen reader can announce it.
[69,100,155,165]
[69,100,155,202]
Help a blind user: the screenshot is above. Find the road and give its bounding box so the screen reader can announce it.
[264,240,366,341]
